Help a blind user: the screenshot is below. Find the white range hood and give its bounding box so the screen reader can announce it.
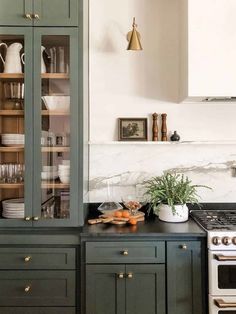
[179,0,236,102]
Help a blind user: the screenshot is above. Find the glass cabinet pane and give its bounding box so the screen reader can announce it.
[0,34,25,221]
[40,35,71,220]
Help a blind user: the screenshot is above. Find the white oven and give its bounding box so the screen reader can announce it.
[209,251,236,296]
[209,295,236,314]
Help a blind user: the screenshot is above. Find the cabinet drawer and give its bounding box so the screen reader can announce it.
[86,241,165,264]
[0,271,75,306]
[0,308,76,314]
[0,248,76,269]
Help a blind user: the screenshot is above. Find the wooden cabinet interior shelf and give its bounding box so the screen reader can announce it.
[0,183,24,189]
[0,146,24,152]
[0,73,24,79]
[41,110,69,116]
[0,110,24,116]
[41,147,70,153]
[41,73,69,79]
[41,182,69,189]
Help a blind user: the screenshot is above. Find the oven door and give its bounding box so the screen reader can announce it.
[209,251,236,295]
[210,295,236,314]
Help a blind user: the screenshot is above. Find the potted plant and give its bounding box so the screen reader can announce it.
[145,172,210,223]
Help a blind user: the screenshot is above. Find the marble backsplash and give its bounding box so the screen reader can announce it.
[88,143,236,203]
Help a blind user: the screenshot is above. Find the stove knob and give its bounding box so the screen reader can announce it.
[232,237,236,245]
[222,237,232,246]
[212,236,222,246]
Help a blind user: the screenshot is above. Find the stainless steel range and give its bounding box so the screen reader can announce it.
[191,210,236,314]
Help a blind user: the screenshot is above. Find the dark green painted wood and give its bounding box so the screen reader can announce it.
[33,27,80,227]
[0,0,33,26]
[0,270,75,306]
[86,265,126,314]
[0,308,76,314]
[126,264,165,314]
[86,241,165,264]
[167,241,203,314]
[0,247,75,269]
[33,0,78,26]
[0,27,33,228]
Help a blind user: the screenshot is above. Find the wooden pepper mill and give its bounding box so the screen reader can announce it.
[161,113,167,141]
[152,113,158,141]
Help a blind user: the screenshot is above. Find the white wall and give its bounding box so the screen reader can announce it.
[88,0,236,202]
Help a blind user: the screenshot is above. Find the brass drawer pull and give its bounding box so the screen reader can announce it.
[24,13,32,20]
[33,216,39,221]
[122,250,128,256]
[127,273,133,279]
[215,298,236,308]
[117,273,124,279]
[24,216,31,221]
[180,244,187,250]
[24,285,31,293]
[32,14,40,19]
[24,256,31,263]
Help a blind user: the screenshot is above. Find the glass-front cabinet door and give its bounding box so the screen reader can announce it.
[33,28,79,226]
[0,27,33,226]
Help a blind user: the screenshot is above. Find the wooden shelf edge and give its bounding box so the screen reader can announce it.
[41,183,70,189]
[0,110,24,116]
[41,73,69,79]
[0,73,24,79]
[41,147,70,153]
[0,183,24,189]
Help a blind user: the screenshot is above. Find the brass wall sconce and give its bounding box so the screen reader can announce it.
[127,17,143,51]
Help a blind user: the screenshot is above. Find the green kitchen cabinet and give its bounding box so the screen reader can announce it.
[167,241,204,314]
[0,0,78,26]
[86,264,165,314]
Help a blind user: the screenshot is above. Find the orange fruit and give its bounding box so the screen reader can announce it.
[122,210,130,218]
[114,210,122,218]
[129,218,137,225]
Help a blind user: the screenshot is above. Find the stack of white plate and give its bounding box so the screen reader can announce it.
[2,198,24,219]
[58,164,70,184]
[1,134,25,146]
[41,165,58,181]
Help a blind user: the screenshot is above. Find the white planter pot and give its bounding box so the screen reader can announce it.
[158,204,189,223]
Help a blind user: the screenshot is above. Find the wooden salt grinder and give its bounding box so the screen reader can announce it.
[152,113,158,141]
[161,113,167,141]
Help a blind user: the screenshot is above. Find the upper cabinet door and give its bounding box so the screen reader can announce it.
[0,0,33,26]
[33,28,81,227]
[0,27,33,227]
[33,0,78,26]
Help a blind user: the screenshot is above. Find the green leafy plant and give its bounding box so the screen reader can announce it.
[144,172,211,215]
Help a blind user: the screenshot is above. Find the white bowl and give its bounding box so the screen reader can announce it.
[41,171,58,180]
[42,96,70,112]
[59,176,70,184]
[43,165,58,172]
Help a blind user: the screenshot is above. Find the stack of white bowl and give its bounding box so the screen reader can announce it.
[41,165,58,181]
[59,161,70,184]
[2,198,24,219]
[1,134,25,146]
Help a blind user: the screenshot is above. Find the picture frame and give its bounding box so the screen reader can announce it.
[118,118,148,141]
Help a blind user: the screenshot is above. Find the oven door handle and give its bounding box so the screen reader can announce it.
[214,254,236,261]
[215,298,236,308]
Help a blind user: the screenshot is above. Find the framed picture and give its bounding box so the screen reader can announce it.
[118,118,148,141]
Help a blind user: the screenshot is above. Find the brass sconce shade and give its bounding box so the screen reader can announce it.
[127,17,143,51]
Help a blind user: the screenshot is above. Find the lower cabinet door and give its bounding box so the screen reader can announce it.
[86,265,126,314]
[0,308,76,314]
[167,241,203,314]
[0,271,75,306]
[126,264,165,314]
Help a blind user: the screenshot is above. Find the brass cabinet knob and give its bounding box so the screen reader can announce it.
[32,14,40,19]
[117,273,124,279]
[24,256,31,262]
[127,273,133,279]
[24,216,31,221]
[33,217,39,221]
[24,286,31,292]
[122,250,128,256]
[24,13,32,20]
[180,244,187,250]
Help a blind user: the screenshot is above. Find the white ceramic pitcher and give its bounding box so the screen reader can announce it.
[0,42,24,73]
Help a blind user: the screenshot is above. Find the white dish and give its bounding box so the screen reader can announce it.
[62,160,70,166]
[41,171,58,180]
[59,176,70,184]
[42,96,70,112]
[42,165,58,172]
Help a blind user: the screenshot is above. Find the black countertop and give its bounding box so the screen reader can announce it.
[81,217,206,238]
